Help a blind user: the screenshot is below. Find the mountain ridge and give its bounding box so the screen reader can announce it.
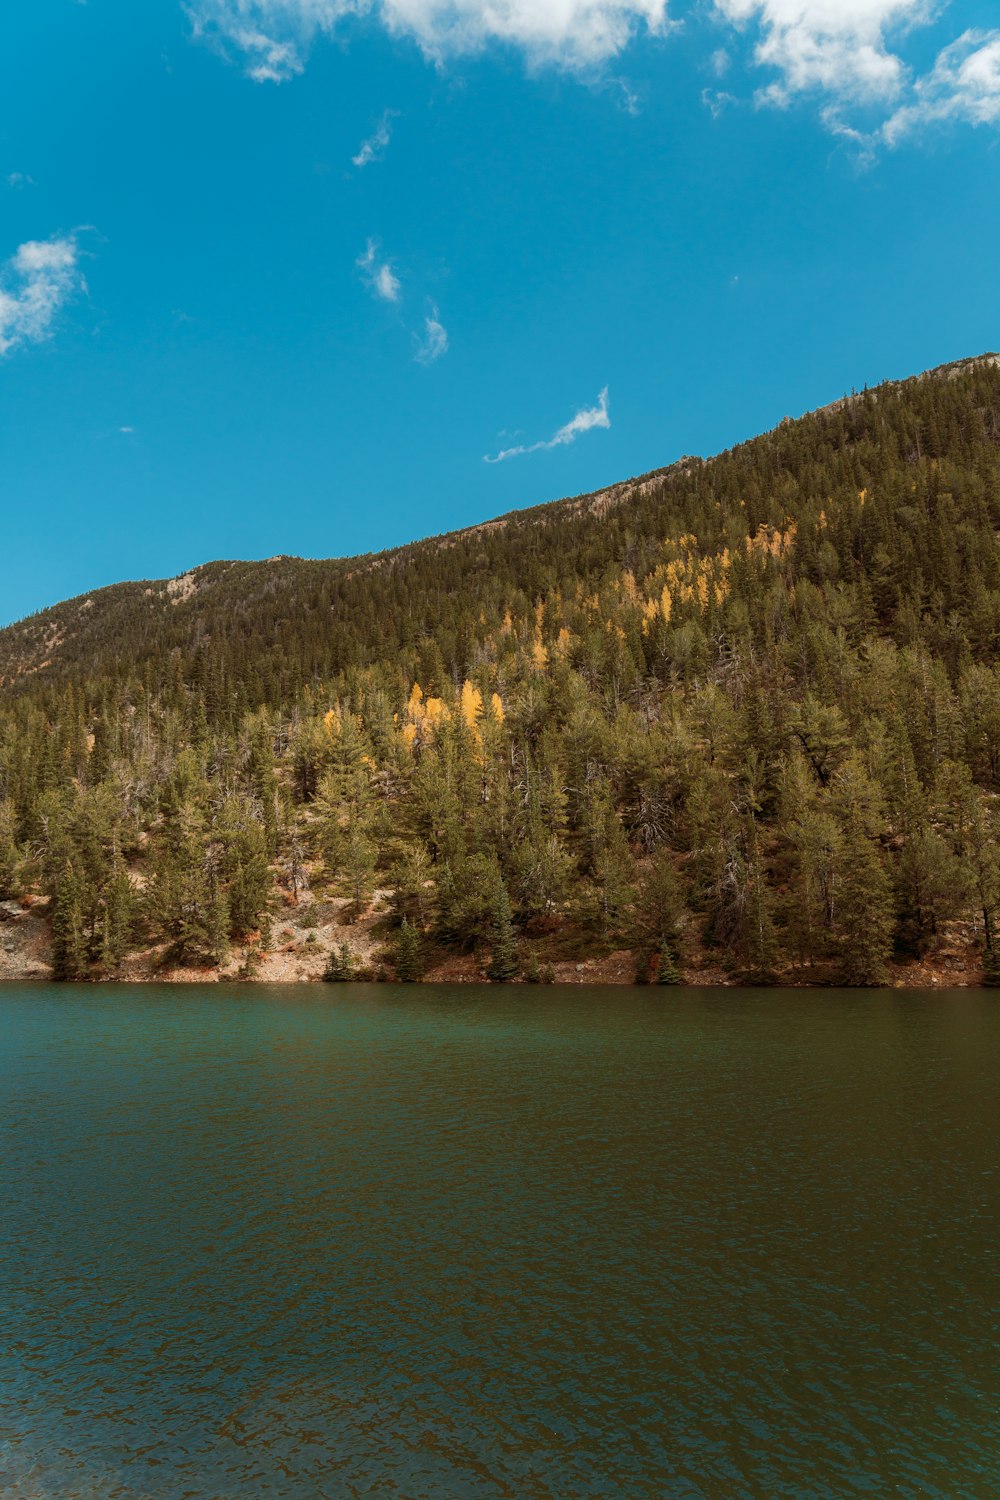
[2,351,997,689]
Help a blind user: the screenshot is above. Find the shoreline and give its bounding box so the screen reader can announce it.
[2,896,989,990]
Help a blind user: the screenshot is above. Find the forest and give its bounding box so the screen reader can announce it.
[2,355,1000,986]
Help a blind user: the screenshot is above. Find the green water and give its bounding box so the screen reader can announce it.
[0,984,997,1498]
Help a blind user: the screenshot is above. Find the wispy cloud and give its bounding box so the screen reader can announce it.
[485,387,610,463]
[6,171,35,189]
[357,238,401,302]
[609,76,641,114]
[414,306,448,363]
[356,246,449,359]
[186,6,306,82]
[353,109,397,168]
[0,235,85,357]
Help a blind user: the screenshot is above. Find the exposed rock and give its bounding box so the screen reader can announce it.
[0,902,53,980]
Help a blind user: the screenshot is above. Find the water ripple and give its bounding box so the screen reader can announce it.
[1,984,998,1498]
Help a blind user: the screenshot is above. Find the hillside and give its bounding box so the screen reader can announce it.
[2,354,1000,987]
[0,462,691,693]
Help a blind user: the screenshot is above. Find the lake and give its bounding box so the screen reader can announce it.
[1,984,997,1498]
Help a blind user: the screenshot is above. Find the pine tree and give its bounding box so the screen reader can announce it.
[52,861,88,981]
[100,862,133,976]
[207,881,230,966]
[635,847,686,951]
[151,798,216,964]
[218,799,272,938]
[743,856,778,983]
[486,876,519,982]
[982,946,1000,988]
[0,800,22,900]
[394,918,423,982]
[592,802,635,941]
[522,948,542,983]
[324,942,356,982]
[341,826,377,916]
[657,941,682,985]
[837,816,895,986]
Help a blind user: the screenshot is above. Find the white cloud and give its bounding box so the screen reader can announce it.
[353,109,397,167]
[0,235,84,357]
[714,0,932,106]
[710,2,1000,146]
[188,0,1000,148]
[414,306,448,363]
[6,172,35,189]
[357,238,401,301]
[883,29,1000,141]
[485,386,610,463]
[375,264,401,300]
[189,0,671,76]
[381,0,670,65]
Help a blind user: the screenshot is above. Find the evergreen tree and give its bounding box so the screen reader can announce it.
[837,815,895,986]
[342,826,377,914]
[743,859,778,983]
[52,860,88,981]
[207,881,230,967]
[486,875,520,982]
[394,918,423,982]
[324,942,356,982]
[151,798,216,964]
[635,847,686,952]
[657,941,682,985]
[0,800,22,900]
[100,861,133,976]
[592,802,635,941]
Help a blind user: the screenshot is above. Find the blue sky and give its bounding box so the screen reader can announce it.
[1,0,998,624]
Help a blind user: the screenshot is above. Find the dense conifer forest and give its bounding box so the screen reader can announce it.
[2,356,1000,985]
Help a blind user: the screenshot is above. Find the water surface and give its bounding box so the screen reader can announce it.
[1,984,998,1498]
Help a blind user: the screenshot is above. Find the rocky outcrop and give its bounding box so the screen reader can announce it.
[0,900,53,982]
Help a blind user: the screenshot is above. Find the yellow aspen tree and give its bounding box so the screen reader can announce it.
[460,680,483,733]
[407,683,425,724]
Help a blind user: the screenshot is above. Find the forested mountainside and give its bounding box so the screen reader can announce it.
[2,355,1000,987]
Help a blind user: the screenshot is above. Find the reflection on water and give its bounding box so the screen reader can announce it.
[1,984,998,1498]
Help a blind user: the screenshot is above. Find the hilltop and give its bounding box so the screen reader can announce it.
[2,354,1000,988]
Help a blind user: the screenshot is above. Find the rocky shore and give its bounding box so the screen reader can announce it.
[0,895,988,989]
